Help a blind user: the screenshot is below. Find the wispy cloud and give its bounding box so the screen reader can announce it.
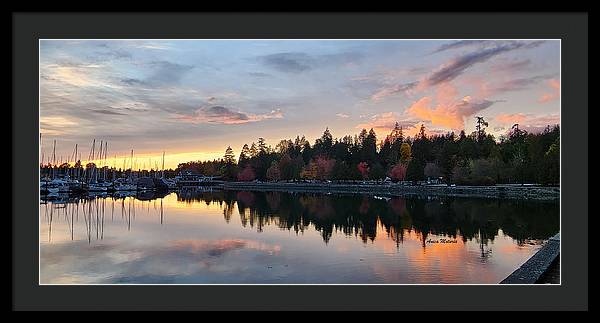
[430,40,493,54]
[258,51,363,73]
[371,40,546,101]
[425,41,545,87]
[481,74,556,95]
[176,106,284,125]
[248,72,271,78]
[260,52,314,73]
[145,61,194,86]
[91,109,128,115]
[371,82,418,102]
[494,113,560,133]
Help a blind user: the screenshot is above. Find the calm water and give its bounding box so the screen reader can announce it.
[40,189,559,284]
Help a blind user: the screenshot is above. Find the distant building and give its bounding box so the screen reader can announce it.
[174,169,220,187]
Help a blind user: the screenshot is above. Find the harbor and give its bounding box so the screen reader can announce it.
[40,139,224,197]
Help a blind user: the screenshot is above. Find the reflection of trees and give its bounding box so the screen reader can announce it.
[198,191,559,246]
[43,191,559,252]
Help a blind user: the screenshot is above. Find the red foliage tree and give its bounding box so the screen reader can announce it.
[266,163,281,181]
[357,162,369,179]
[389,163,407,182]
[315,156,335,180]
[237,165,256,181]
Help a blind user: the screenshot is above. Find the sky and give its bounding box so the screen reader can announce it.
[40,39,560,169]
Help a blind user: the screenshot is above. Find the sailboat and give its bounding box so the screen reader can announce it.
[87,139,108,192]
[113,149,136,191]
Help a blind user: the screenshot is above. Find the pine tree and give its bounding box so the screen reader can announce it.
[223,146,235,164]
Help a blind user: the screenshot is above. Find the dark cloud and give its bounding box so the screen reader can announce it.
[201,106,249,122]
[371,81,417,101]
[91,43,133,61]
[431,40,493,54]
[454,99,498,116]
[146,61,194,85]
[371,41,546,101]
[490,74,556,93]
[92,109,128,115]
[258,51,363,73]
[426,41,545,86]
[177,106,284,125]
[121,78,149,86]
[260,52,314,73]
[248,72,271,78]
[432,40,544,55]
[496,59,532,71]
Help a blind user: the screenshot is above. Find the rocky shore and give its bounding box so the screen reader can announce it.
[222,182,560,201]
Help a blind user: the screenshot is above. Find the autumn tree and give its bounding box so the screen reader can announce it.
[389,163,407,182]
[237,164,256,181]
[357,162,369,179]
[315,156,335,180]
[399,143,412,164]
[266,161,281,181]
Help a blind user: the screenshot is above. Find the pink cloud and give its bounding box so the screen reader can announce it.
[406,94,496,130]
[538,79,560,103]
[494,113,528,125]
[355,112,422,137]
[494,113,560,133]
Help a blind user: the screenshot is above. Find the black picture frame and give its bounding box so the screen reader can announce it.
[12,12,588,311]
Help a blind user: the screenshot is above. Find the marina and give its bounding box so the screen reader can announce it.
[40,189,559,284]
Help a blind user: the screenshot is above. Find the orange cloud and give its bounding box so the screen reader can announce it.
[406,95,496,130]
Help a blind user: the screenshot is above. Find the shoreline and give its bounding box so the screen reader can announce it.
[222,182,560,201]
[501,233,560,284]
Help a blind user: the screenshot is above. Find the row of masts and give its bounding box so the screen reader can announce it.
[40,135,167,182]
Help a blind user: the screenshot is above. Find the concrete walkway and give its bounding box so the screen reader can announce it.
[500,233,560,284]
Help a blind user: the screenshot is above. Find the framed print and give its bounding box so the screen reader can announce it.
[12,12,588,311]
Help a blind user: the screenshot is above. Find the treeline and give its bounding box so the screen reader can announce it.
[177,120,560,185]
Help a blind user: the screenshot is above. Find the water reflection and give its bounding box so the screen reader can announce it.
[40,189,559,284]
[174,190,558,246]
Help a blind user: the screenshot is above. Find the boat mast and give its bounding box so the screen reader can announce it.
[103,141,108,182]
[113,154,117,181]
[40,133,44,175]
[73,143,78,180]
[129,149,134,182]
[162,151,165,179]
[52,139,56,180]
[88,139,96,183]
[98,140,103,183]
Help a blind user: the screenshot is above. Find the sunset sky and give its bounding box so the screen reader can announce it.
[40,39,560,169]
